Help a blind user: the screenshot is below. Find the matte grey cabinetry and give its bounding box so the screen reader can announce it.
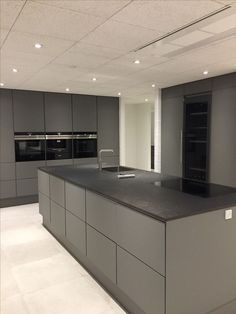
[49,175,65,207]
[66,211,86,254]
[17,178,38,196]
[87,225,116,283]
[13,90,44,132]
[117,247,165,314]
[38,170,50,197]
[16,161,46,179]
[39,192,50,224]
[50,200,65,237]
[0,181,16,199]
[97,96,119,159]
[45,93,72,132]
[72,95,97,132]
[65,182,85,221]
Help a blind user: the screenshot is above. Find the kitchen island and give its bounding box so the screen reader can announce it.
[38,165,236,314]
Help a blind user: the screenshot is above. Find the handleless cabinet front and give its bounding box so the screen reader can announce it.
[117,247,165,314]
[66,211,86,254]
[45,93,72,132]
[13,90,44,132]
[49,175,65,207]
[72,95,97,132]
[87,225,116,283]
[38,170,49,197]
[39,192,50,225]
[50,200,65,237]
[65,182,85,221]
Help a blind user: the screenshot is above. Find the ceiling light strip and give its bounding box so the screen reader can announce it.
[133,5,231,52]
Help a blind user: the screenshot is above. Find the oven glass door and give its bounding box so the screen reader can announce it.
[46,139,72,160]
[73,138,97,158]
[15,140,46,162]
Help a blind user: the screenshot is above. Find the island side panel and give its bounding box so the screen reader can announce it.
[166,206,236,314]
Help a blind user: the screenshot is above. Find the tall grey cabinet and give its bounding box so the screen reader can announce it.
[97,96,119,166]
[0,89,16,199]
[45,93,72,132]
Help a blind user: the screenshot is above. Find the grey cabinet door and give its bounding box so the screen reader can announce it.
[50,200,65,237]
[13,90,44,132]
[0,163,15,181]
[97,96,119,156]
[49,175,65,207]
[116,204,165,275]
[38,170,50,197]
[87,225,116,283]
[66,211,86,254]
[161,95,183,177]
[117,247,165,314]
[16,161,46,179]
[86,191,117,241]
[45,93,72,132]
[39,192,50,224]
[65,182,85,221]
[0,89,15,162]
[17,178,38,196]
[0,180,16,199]
[72,95,97,132]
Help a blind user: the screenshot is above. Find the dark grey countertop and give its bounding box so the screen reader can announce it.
[39,165,236,222]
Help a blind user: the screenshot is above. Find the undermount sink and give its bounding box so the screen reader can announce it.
[103,166,134,172]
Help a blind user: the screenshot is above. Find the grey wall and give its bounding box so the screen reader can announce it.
[161,72,236,187]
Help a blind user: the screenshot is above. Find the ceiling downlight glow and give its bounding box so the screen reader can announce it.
[34,43,43,49]
[203,70,209,75]
[92,77,97,81]
[0,83,4,87]
[66,88,70,92]
[118,92,121,96]
[152,84,155,88]
[12,68,18,73]
[145,98,148,102]
[134,60,140,64]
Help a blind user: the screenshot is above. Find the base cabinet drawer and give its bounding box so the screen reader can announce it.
[66,211,86,254]
[87,225,116,283]
[50,175,65,207]
[17,178,38,196]
[0,180,16,199]
[0,163,15,181]
[39,192,50,224]
[38,170,49,196]
[17,161,46,179]
[117,247,165,314]
[65,182,85,221]
[51,200,65,237]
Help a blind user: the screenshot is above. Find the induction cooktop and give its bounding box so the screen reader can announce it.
[153,178,236,198]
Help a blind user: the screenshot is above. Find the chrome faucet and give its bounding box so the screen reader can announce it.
[98,149,114,171]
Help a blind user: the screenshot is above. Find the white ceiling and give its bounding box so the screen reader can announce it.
[0,0,236,104]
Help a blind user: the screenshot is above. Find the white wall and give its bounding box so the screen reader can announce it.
[120,101,152,171]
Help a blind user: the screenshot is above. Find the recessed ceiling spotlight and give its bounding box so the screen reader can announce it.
[92,77,97,81]
[0,82,4,87]
[145,98,148,102]
[12,68,18,73]
[152,84,155,88]
[66,88,70,92]
[203,70,208,75]
[34,43,43,49]
[134,60,140,64]
[118,92,121,96]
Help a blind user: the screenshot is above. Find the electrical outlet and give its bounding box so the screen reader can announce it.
[225,209,233,220]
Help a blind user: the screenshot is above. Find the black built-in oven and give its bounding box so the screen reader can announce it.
[46,133,72,160]
[73,132,97,158]
[15,132,46,162]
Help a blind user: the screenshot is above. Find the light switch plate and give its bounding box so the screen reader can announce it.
[225,209,233,220]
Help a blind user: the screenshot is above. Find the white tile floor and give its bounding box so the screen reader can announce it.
[0,203,126,314]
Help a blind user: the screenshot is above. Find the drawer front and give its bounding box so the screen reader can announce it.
[66,211,86,254]
[117,247,165,314]
[17,161,46,179]
[86,191,117,241]
[50,200,65,237]
[87,225,116,283]
[38,170,49,196]
[65,182,85,221]
[39,192,50,224]
[50,175,65,207]
[116,204,165,275]
[17,178,38,196]
[0,163,15,181]
[0,180,16,199]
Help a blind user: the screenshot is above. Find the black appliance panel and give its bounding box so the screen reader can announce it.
[46,133,72,160]
[15,132,46,162]
[73,132,97,158]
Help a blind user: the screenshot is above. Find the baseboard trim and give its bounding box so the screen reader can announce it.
[0,195,38,208]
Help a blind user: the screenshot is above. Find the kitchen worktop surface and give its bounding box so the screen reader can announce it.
[39,165,236,222]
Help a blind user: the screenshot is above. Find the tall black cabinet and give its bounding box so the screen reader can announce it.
[183,93,211,182]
